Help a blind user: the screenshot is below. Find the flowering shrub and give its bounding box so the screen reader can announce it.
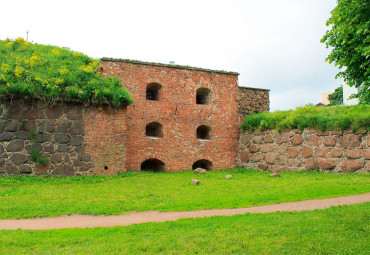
[0,38,134,106]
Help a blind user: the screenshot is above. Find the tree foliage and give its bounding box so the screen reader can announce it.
[321,0,370,104]
[328,86,343,105]
[0,38,134,106]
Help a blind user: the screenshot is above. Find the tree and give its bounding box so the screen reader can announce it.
[321,0,370,104]
[328,86,343,105]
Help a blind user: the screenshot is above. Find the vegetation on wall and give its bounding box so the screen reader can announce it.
[0,38,134,106]
[242,105,370,131]
[321,0,370,104]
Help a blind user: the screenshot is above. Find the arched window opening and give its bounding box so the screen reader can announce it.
[146,83,162,101]
[192,159,213,171]
[141,158,166,172]
[197,125,211,140]
[196,88,211,105]
[146,122,163,138]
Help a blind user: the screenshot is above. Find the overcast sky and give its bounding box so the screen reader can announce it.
[2,0,340,111]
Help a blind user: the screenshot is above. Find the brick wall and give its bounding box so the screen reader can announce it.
[84,105,128,174]
[101,59,240,172]
[0,99,127,175]
[237,129,369,173]
[236,87,269,119]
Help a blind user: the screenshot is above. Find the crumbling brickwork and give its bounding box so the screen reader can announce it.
[236,87,269,119]
[237,129,369,173]
[101,59,241,172]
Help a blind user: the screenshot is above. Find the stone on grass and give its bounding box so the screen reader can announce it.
[225,175,232,179]
[191,179,200,185]
[270,173,281,178]
[193,168,207,174]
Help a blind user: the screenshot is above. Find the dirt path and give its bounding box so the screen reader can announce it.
[1,193,369,230]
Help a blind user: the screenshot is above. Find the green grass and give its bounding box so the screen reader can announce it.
[1,203,369,254]
[242,104,370,131]
[0,38,134,106]
[0,169,369,219]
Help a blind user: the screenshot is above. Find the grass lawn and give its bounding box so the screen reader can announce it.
[0,169,369,219]
[1,203,369,254]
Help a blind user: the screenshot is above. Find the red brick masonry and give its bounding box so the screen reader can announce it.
[101,59,242,171]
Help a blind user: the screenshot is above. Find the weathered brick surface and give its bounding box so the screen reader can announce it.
[101,59,241,172]
[84,106,127,175]
[237,129,369,173]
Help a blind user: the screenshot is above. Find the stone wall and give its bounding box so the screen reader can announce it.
[0,99,128,176]
[237,129,369,173]
[236,87,269,119]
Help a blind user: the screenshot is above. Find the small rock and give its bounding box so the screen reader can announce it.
[191,179,200,185]
[193,168,207,174]
[225,175,232,179]
[270,173,281,178]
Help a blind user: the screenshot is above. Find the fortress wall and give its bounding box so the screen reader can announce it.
[237,129,369,173]
[101,59,240,171]
[236,87,269,120]
[0,99,128,176]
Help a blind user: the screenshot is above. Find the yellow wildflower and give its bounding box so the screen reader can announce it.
[29,55,44,67]
[59,68,68,75]
[55,78,64,85]
[72,52,81,57]
[52,49,60,55]
[1,64,10,74]
[15,66,24,77]
[15,37,29,46]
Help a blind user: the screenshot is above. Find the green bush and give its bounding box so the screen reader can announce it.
[0,38,134,106]
[242,105,370,131]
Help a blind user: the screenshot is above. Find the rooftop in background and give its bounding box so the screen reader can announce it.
[101,58,240,76]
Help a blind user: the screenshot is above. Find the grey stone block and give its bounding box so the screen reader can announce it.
[10,153,30,165]
[0,132,14,141]
[57,144,68,152]
[5,120,20,132]
[16,131,31,140]
[55,133,70,143]
[6,164,20,174]
[69,120,85,135]
[19,164,32,173]
[43,144,55,153]
[36,133,51,143]
[6,140,24,152]
[70,136,84,146]
[57,121,70,132]
[25,143,42,153]
[50,153,63,163]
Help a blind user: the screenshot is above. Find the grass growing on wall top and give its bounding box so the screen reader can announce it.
[0,38,134,106]
[242,105,370,131]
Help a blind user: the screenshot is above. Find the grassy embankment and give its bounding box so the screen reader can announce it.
[0,38,133,106]
[1,203,369,254]
[0,169,369,219]
[242,105,370,131]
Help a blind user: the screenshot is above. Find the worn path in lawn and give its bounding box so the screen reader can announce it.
[1,193,369,230]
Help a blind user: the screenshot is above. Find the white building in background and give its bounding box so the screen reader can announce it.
[343,83,362,105]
